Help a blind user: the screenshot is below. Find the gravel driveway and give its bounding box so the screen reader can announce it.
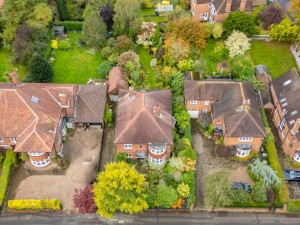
[14,128,103,211]
[192,120,252,209]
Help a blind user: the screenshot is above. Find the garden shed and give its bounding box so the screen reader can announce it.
[52,26,65,37]
[255,65,273,111]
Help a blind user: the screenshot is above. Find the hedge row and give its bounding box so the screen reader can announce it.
[8,199,62,210]
[56,0,69,21]
[260,108,290,205]
[0,150,18,208]
[287,200,300,212]
[53,21,83,31]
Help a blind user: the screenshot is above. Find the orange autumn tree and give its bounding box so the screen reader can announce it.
[165,17,207,51]
[163,37,189,64]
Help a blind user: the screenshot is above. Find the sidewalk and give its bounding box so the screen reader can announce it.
[290,44,300,69]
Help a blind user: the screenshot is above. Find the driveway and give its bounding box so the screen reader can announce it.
[192,120,252,209]
[14,128,103,211]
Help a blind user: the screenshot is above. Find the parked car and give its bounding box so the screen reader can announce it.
[232,182,251,192]
[283,170,300,182]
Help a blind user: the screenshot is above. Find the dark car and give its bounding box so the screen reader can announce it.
[283,170,300,182]
[232,182,251,192]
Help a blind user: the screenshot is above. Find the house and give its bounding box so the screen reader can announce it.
[255,65,273,111]
[114,88,173,164]
[107,66,128,102]
[190,0,253,23]
[184,80,266,157]
[0,80,107,168]
[74,85,107,128]
[270,68,300,162]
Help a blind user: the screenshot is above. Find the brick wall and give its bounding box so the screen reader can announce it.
[190,0,210,21]
[185,100,214,112]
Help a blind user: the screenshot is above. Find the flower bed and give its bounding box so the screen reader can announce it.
[8,199,62,210]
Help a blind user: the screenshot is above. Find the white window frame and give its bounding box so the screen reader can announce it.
[28,152,45,157]
[236,148,250,157]
[0,137,3,142]
[294,152,300,162]
[149,144,167,155]
[279,119,285,131]
[30,156,51,167]
[124,144,132,149]
[238,137,253,142]
[190,100,198,105]
[200,13,204,18]
[204,100,209,105]
[208,3,212,7]
[149,155,166,164]
[10,137,17,143]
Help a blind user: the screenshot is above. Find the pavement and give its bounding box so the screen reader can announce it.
[13,129,103,211]
[1,211,300,225]
[290,44,300,69]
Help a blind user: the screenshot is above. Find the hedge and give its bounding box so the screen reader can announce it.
[56,0,69,21]
[8,199,62,210]
[0,150,18,208]
[53,21,83,31]
[287,200,300,212]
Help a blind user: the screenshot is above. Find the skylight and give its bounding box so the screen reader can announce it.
[283,79,292,86]
[282,102,288,107]
[291,110,298,116]
[31,96,40,104]
[280,98,286,103]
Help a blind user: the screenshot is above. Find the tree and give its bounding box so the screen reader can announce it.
[164,37,189,65]
[170,71,184,96]
[100,3,114,31]
[232,188,249,204]
[165,17,206,51]
[251,180,267,203]
[93,162,148,218]
[206,170,234,208]
[223,11,256,37]
[113,35,135,54]
[212,23,223,39]
[27,54,54,83]
[73,184,96,214]
[258,4,284,29]
[249,159,281,188]
[83,12,107,48]
[270,18,299,42]
[290,0,300,21]
[156,185,178,208]
[113,0,142,37]
[167,5,190,21]
[231,55,254,80]
[27,3,53,28]
[117,51,140,73]
[224,31,251,58]
[98,61,111,78]
[57,0,69,21]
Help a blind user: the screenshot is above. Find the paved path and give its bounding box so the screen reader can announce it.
[99,128,115,172]
[14,129,103,211]
[290,44,300,69]
[1,211,300,225]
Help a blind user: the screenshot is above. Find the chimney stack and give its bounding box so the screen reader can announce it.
[9,70,21,87]
[225,0,232,12]
[239,0,247,11]
[292,118,300,134]
[154,104,161,117]
[242,99,250,108]
[129,86,134,97]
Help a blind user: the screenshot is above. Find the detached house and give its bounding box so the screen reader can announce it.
[190,0,253,23]
[270,68,300,162]
[184,80,266,157]
[0,80,107,168]
[114,88,173,164]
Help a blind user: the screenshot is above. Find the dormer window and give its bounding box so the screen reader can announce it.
[190,100,197,104]
[10,137,17,143]
[59,93,66,97]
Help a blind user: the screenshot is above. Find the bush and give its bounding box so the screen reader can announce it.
[19,153,29,162]
[0,150,18,208]
[58,40,71,50]
[53,21,83,31]
[156,185,178,208]
[104,102,113,127]
[0,153,4,165]
[177,183,190,197]
[101,46,113,59]
[73,184,96,214]
[177,59,195,72]
[113,35,135,54]
[209,42,229,62]
[178,146,196,160]
[182,171,195,206]
[56,0,69,21]
[230,55,254,79]
[98,61,111,79]
[287,200,300,212]
[117,51,140,72]
[51,40,58,49]
[251,180,267,203]
[8,199,61,210]
[115,153,127,163]
[232,189,249,204]
[168,157,184,171]
[27,54,54,83]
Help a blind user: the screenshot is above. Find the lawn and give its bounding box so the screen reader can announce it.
[0,49,28,82]
[201,39,217,73]
[250,41,297,79]
[52,32,104,84]
[137,46,157,89]
[142,9,168,23]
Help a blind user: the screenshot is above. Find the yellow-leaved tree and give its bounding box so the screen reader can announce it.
[93,162,148,218]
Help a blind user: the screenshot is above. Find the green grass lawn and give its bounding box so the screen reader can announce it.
[250,41,297,79]
[52,32,104,84]
[201,39,217,73]
[0,49,28,82]
[137,46,157,89]
[142,9,168,23]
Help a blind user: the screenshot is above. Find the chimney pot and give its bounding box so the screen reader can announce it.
[129,86,134,96]
[9,70,21,86]
[154,104,161,117]
[292,118,300,134]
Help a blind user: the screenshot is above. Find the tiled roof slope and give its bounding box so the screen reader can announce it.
[115,89,173,144]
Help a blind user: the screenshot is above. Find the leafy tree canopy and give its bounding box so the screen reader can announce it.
[270,18,299,42]
[258,4,284,29]
[27,54,54,83]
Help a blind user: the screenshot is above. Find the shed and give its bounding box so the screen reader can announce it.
[255,65,273,111]
[108,67,128,102]
[53,26,65,37]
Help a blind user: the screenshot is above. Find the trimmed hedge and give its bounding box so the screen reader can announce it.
[57,0,69,21]
[8,199,62,210]
[53,21,83,31]
[287,200,300,212]
[0,150,18,208]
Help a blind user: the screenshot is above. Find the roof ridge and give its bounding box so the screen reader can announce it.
[35,129,53,152]
[247,112,266,136]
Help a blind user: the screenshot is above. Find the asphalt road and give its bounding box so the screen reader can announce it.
[1,211,300,225]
